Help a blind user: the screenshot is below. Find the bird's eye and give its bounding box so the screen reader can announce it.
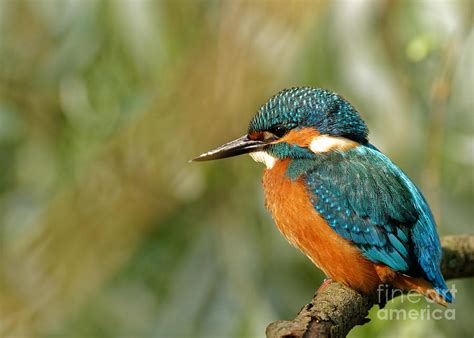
[269,125,288,138]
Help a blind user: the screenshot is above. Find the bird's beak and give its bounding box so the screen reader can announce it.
[191,135,266,162]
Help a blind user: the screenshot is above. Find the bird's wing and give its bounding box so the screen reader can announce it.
[295,145,442,281]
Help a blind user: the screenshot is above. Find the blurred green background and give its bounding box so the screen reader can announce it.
[0,0,473,337]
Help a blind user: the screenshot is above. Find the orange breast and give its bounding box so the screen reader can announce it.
[261,159,448,304]
[262,159,382,294]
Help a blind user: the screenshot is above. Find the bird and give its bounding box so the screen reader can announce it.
[192,87,452,305]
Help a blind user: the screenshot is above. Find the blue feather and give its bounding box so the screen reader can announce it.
[290,144,452,302]
[366,146,452,301]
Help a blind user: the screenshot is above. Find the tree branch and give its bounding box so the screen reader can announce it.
[265,235,474,338]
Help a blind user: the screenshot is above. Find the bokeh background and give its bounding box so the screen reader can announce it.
[0,0,473,337]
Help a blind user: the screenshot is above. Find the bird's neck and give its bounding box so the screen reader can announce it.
[250,135,367,175]
[286,143,377,180]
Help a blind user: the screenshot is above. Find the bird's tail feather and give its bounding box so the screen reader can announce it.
[392,274,452,307]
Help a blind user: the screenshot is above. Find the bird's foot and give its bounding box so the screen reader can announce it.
[316,278,334,294]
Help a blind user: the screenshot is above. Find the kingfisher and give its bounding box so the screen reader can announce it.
[192,87,452,305]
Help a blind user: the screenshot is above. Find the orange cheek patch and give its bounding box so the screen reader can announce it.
[277,128,320,147]
[248,131,264,140]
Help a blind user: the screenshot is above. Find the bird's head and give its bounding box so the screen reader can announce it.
[192,87,368,168]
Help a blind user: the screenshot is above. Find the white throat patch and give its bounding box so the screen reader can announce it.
[249,151,276,169]
[309,135,355,153]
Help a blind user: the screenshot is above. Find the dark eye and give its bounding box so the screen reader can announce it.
[269,125,288,138]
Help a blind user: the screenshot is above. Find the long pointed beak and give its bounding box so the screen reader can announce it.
[191,135,266,162]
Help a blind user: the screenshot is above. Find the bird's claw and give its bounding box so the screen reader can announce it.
[316,278,334,294]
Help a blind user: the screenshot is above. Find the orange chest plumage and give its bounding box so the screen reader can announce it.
[262,159,383,293]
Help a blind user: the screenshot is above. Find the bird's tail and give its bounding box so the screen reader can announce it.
[392,274,453,307]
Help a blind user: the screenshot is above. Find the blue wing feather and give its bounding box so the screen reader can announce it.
[287,144,452,302]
